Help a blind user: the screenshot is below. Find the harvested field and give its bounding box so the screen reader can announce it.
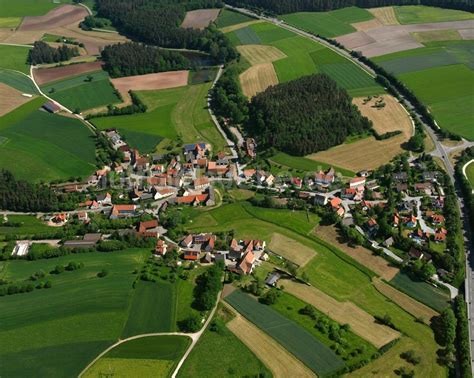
[269,233,316,267]
[314,226,399,281]
[226,311,315,378]
[236,44,286,65]
[459,28,474,40]
[373,278,438,324]
[220,20,263,34]
[240,63,278,98]
[19,5,88,31]
[181,9,220,30]
[281,279,400,348]
[368,6,399,25]
[111,71,189,104]
[352,18,383,32]
[33,61,103,85]
[354,94,413,138]
[0,83,33,116]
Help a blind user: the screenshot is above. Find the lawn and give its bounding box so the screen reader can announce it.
[176,265,209,325]
[281,7,374,38]
[0,215,53,239]
[0,98,97,182]
[178,311,271,378]
[215,9,254,28]
[0,0,72,17]
[225,290,345,376]
[0,69,38,94]
[0,248,150,377]
[0,45,30,74]
[92,83,227,153]
[394,5,474,24]
[84,335,191,378]
[389,272,451,312]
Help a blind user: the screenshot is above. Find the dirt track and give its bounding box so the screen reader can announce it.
[336,19,474,57]
[33,61,103,85]
[19,5,88,31]
[181,9,220,29]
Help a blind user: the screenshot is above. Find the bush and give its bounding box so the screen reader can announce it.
[97,269,109,278]
[44,280,52,288]
[179,313,201,332]
[52,265,64,274]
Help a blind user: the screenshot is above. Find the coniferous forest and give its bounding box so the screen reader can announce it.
[95,0,238,63]
[101,43,191,77]
[246,74,372,156]
[225,0,473,14]
[27,41,79,65]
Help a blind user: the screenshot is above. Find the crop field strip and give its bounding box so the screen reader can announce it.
[215,9,254,29]
[0,45,31,74]
[225,290,345,376]
[0,82,35,116]
[394,5,474,24]
[0,0,73,17]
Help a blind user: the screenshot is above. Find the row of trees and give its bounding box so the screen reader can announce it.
[246,74,373,156]
[95,0,237,63]
[225,0,473,14]
[27,41,79,65]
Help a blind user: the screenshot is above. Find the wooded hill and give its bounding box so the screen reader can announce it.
[246,74,372,156]
[101,43,191,77]
[225,0,473,14]
[95,0,238,63]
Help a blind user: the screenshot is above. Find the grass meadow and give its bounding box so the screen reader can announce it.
[0,45,31,74]
[466,161,474,187]
[0,0,72,17]
[394,5,474,24]
[281,7,374,38]
[0,69,38,94]
[0,215,53,239]
[0,97,97,182]
[215,9,254,28]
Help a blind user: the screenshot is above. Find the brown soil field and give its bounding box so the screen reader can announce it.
[269,233,316,267]
[0,83,34,116]
[240,63,278,98]
[220,20,263,33]
[237,45,286,66]
[281,279,400,348]
[373,278,439,324]
[19,5,88,31]
[33,61,103,85]
[308,95,412,171]
[111,70,189,103]
[181,9,220,29]
[352,18,383,32]
[226,311,316,378]
[314,226,399,281]
[368,7,400,25]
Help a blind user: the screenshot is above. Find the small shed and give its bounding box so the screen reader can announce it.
[265,272,281,287]
[42,101,61,113]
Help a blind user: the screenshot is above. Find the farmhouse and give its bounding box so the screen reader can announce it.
[138,219,161,238]
[96,192,112,205]
[236,251,256,275]
[110,204,137,219]
[314,167,335,187]
[349,177,366,188]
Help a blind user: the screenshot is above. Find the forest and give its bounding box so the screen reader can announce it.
[0,171,77,212]
[225,0,473,14]
[245,74,372,156]
[95,0,238,63]
[27,41,79,65]
[101,42,191,77]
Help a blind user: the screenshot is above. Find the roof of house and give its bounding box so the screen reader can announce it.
[239,251,255,274]
[330,197,342,208]
[138,219,159,233]
[194,177,210,186]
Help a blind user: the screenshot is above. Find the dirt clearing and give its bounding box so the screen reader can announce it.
[314,226,399,281]
[220,20,264,33]
[33,61,103,85]
[226,311,315,378]
[237,45,286,65]
[181,9,220,29]
[240,63,278,98]
[0,83,34,116]
[373,278,438,323]
[269,233,316,267]
[19,5,88,31]
[368,7,400,25]
[281,279,400,348]
[111,70,189,104]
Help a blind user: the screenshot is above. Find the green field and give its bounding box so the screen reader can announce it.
[0,215,54,238]
[84,336,191,378]
[41,70,121,112]
[0,45,31,74]
[395,5,474,24]
[227,22,383,96]
[0,248,150,377]
[216,9,254,28]
[0,69,38,94]
[226,290,344,376]
[389,272,451,312]
[92,83,227,153]
[0,0,72,17]
[281,7,374,38]
[0,17,22,28]
[466,161,474,187]
[0,98,97,182]
[178,312,272,377]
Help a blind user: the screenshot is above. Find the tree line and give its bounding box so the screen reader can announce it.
[225,0,473,14]
[95,0,238,63]
[27,41,79,65]
[245,74,372,156]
